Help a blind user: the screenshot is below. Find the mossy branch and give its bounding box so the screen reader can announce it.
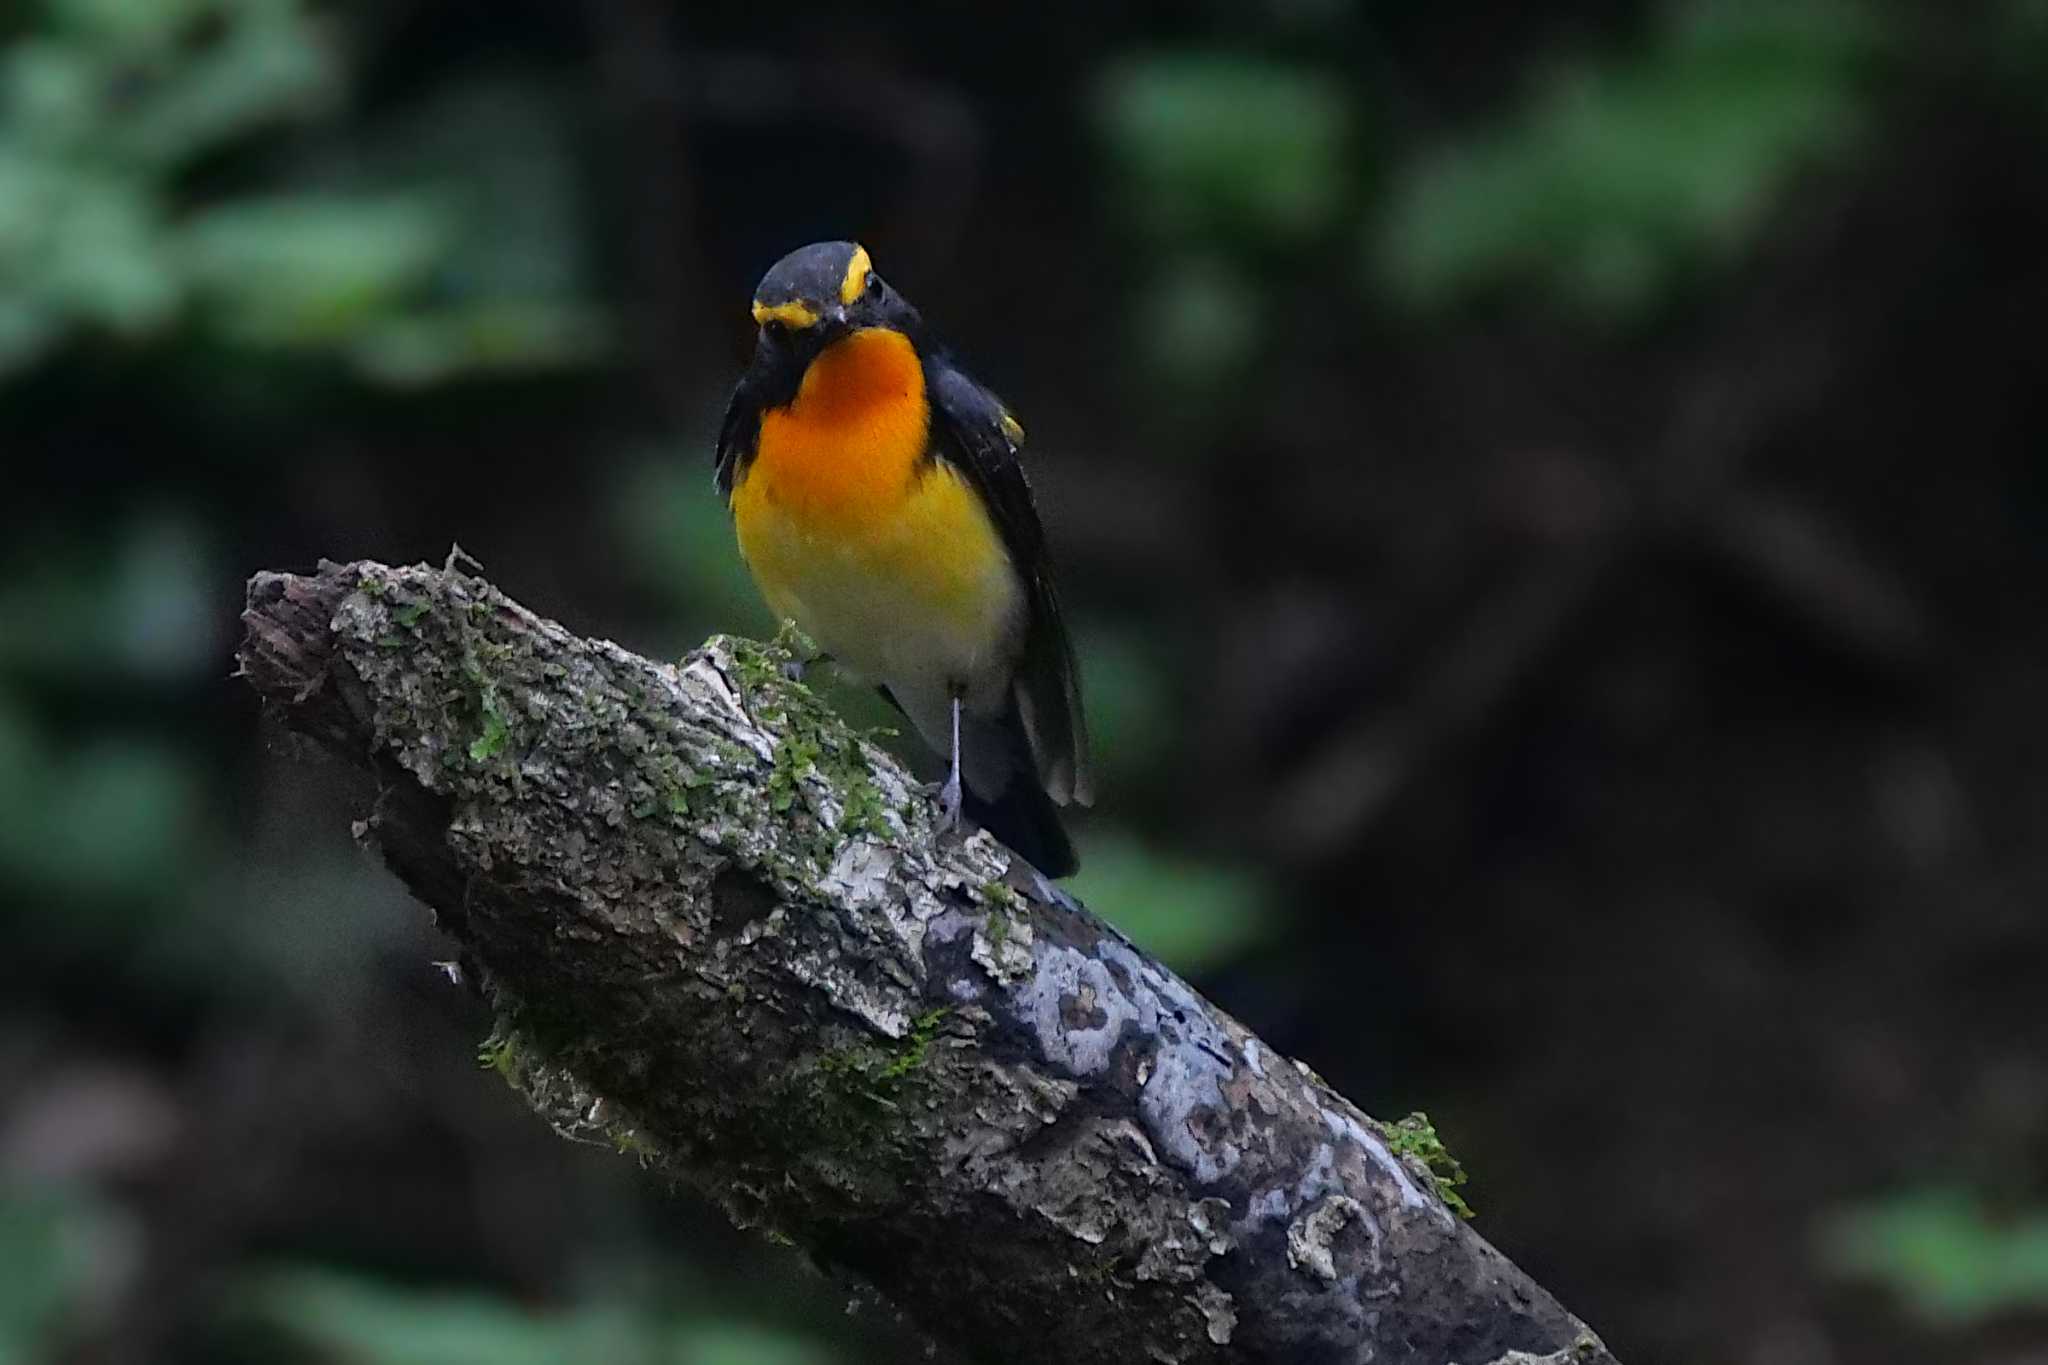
[236,558,1621,1365]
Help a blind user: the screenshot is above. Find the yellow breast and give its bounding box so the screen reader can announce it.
[730,327,1021,685]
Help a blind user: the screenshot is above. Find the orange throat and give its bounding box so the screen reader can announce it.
[746,327,930,527]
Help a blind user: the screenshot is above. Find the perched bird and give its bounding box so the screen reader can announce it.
[715,241,1091,876]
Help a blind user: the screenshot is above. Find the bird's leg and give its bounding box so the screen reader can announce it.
[936,689,964,832]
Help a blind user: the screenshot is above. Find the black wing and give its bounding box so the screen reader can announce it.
[713,381,761,500]
[926,356,1092,807]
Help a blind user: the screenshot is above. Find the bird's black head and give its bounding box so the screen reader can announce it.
[749,241,920,372]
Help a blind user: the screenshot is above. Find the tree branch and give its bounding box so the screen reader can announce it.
[236,558,1620,1365]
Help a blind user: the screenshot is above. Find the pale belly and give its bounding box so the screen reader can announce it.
[732,460,1025,714]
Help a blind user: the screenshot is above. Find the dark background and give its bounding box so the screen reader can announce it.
[4,0,2047,1361]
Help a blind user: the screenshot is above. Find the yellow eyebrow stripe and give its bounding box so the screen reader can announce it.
[839,244,872,306]
[752,299,820,329]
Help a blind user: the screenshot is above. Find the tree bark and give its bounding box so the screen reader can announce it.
[236,558,1620,1365]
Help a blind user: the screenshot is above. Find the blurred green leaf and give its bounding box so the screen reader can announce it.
[40,173,180,332]
[47,0,219,49]
[0,514,218,678]
[310,73,611,383]
[0,148,180,341]
[2,38,107,151]
[0,18,600,383]
[0,293,62,371]
[232,1267,836,1365]
[1070,832,1272,974]
[1096,53,1350,247]
[0,1184,130,1365]
[118,0,339,165]
[0,700,206,904]
[349,300,610,387]
[38,744,202,894]
[1069,625,1175,789]
[1376,0,1875,320]
[4,0,337,169]
[1819,1186,2048,1325]
[671,1323,833,1365]
[183,193,454,346]
[0,0,339,373]
[235,1269,633,1365]
[1131,253,1262,392]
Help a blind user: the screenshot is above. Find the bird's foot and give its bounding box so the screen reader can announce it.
[934,771,964,834]
[768,621,826,683]
[778,650,833,684]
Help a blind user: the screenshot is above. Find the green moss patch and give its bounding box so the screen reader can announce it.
[720,631,897,858]
[1386,1111,1475,1219]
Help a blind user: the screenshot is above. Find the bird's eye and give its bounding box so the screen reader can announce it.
[864,271,877,293]
[763,320,789,342]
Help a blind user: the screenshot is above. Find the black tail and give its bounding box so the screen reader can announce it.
[963,771,1078,879]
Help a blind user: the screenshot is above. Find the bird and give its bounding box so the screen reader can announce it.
[714,241,1091,877]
